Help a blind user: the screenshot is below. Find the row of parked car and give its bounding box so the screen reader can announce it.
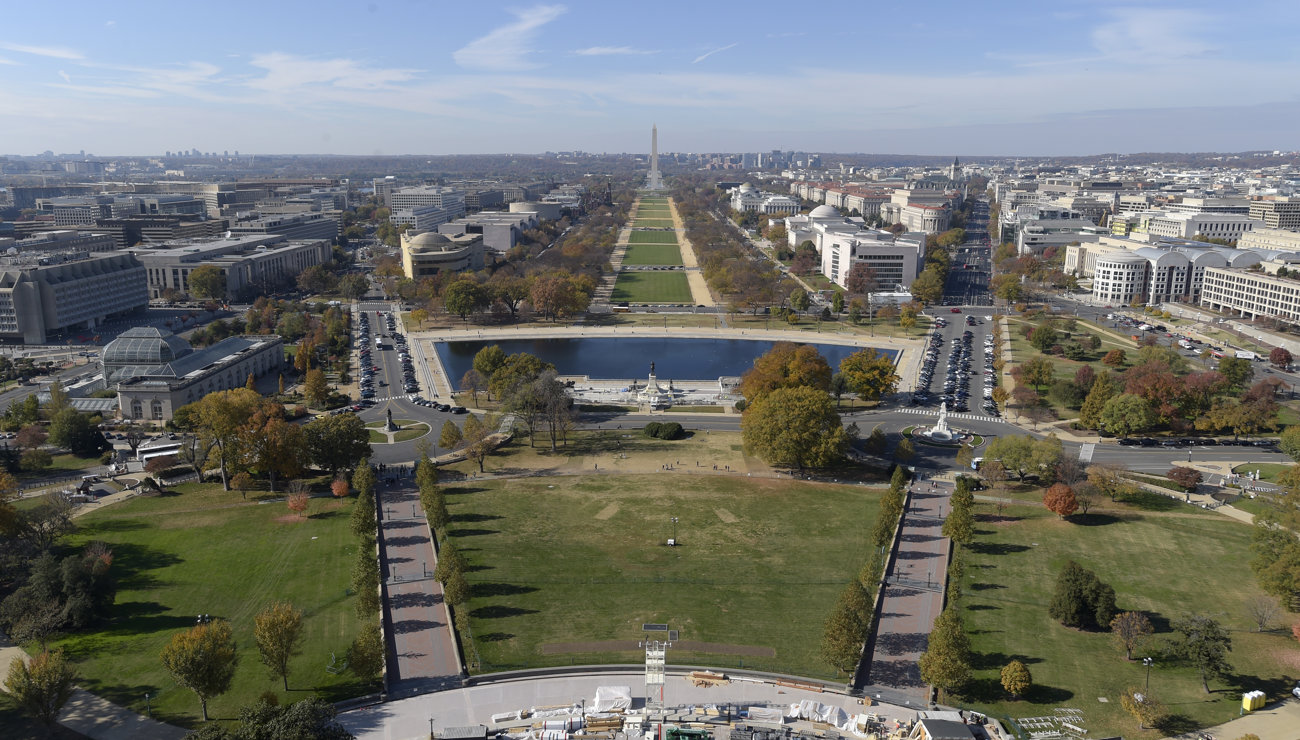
[411,398,467,414]
[1116,437,1277,448]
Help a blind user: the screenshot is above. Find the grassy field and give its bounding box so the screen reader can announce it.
[621,243,684,266]
[445,473,880,678]
[46,482,373,728]
[1006,318,1143,421]
[1232,462,1293,482]
[628,230,679,244]
[612,272,693,303]
[633,219,676,228]
[959,499,1296,738]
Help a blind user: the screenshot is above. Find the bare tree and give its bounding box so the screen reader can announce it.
[1246,595,1281,632]
[176,435,214,481]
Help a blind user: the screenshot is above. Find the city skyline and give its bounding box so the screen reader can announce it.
[1,0,1299,156]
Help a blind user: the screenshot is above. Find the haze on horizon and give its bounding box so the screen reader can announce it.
[1,0,1298,158]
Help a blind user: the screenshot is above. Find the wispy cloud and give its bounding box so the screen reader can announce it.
[247,53,418,92]
[574,46,657,56]
[58,70,71,83]
[0,42,83,60]
[0,56,19,66]
[453,5,566,71]
[1091,8,1217,62]
[692,43,737,64]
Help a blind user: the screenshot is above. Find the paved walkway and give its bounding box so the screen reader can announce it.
[858,479,952,701]
[1,638,186,740]
[376,476,464,695]
[668,197,715,307]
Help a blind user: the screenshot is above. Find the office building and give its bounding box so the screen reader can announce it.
[0,252,149,343]
[228,211,339,243]
[1200,262,1300,325]
[1249,198,1300,230]
[2,230,116,254]
[1238,227,1300,252]
[1144,213,1263,241]
[390,187,467,214]
[785,206,927,291]
[130,234,332,300]
[438,211,538,254]
[1068,237,1286,305]
[390,204,463,231]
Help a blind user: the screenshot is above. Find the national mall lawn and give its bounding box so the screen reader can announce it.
[48,482,374,727]
[958,488,1296,738]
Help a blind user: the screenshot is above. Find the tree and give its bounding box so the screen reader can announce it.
[1099,393,1154,437]
[180,388,265,490]
[160,620,238,721]
[1270,346,1293,368]
[1000,659,1031,699]
[45,380,70,416]
[919,608,971,695]
[286,491,309,517]
[47,408,105,457]
[303,413,371,479]
[738,342,832,402]
[459,369,485,405]
[472,345,508,391]
[230,471,254,501]
[1218,356,1254,389]
[244,410,305,492]
[845,263,878,295]
[14,425,47,449]
[1020,356,1055,392]
[1172,614,1232,693]
[894,437,915,464]
[462,414,492,472]
[443,568,469,606]
[487,352,553,403]
[831,291,845,314]
[789,288,810,312]
[424,488,450,534]
[1102,349,1126,367]
[819,580,872,673]
[1043,483,1078,518]
[4,649,77,727]
[347,620,384,680]
[331,479,349,499]
[20,448,52,472]
[443,279,485,321]
[1110,611,1154,660]
[1245,595,1280,632]
[838,349,900,402]
[439,420,463,449]
[187,265,227,300]
[351,460,375,501]
[303,369,329,408]
[741,386,846,471]
[1166,466,1202,492]
[1120,687,1167,730]
[1049,560,1117,630]
[177,435,214,482]
[415,451,438,491]
[253,601,305,691]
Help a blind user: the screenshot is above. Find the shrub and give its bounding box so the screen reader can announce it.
[642,421,684,440]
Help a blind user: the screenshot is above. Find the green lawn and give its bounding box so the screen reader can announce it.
[46,482,374,728]
[633,219,676,228]
[628,230,679,244]
[446,474,879,678]
[1232,462,1292,482]
[622,243,684,266]
[612,272,693,303]
[959,501,1295,738]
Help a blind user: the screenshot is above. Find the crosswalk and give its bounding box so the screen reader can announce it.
[1079,443,1096,463]
[896,407,1001,423]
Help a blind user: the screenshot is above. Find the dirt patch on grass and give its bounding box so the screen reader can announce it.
[715,508,738,523]
[541,640,775,657]
[595,503,620,520]
[273,514,305,524]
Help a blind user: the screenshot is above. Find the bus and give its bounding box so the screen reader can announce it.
[138,442,183,464]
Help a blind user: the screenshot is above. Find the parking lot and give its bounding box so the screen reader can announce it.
[913,308,998,416]
[354,310,466,415]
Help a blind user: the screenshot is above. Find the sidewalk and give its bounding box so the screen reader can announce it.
[0,639,186,740]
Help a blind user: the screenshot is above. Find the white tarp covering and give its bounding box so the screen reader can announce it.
[746,707,785,723]
[593,686,633,712]
[531,706,579,719]
[787,700,850,729]
[492,711,523,723]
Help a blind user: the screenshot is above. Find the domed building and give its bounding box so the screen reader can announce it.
[101,327,194,383]
[808,204,841,219]
[400,230,485,279]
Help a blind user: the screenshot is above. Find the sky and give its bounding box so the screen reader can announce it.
[1,0,1298,157]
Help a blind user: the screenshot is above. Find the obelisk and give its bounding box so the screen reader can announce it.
[647,124,663,190]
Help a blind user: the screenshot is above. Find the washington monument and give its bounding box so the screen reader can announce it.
[646,124,663,190]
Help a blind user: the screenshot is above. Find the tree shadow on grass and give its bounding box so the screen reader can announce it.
[971,651,1043,670]
[470,604,539,619]
[444,486,490,496]
[970,582,1006,591]
[1155,714,1200,735]
[1069,512,1122,526]
[477,632,514,642]
[974,513,1022,524]
[968,542,1031,556]
[463,563,494,573]
[447,528,499,538]
[1123,490,1183,512]
[966,604,999,611]
[105,542,182,590]
[469,582,538,598]
[307,508,344,521]
[79,518,149,534]
[1025,684,1074,705]
[452,513,503,523]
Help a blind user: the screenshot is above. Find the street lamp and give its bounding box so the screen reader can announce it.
[1142,657,1154,691]
[670,516,679,545]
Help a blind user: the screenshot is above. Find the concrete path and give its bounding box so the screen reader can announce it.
[1170,697,1300,740]
[376,476,464,695]
[859,479,952,701]
[668,197,715,307]
[1,639,186,740]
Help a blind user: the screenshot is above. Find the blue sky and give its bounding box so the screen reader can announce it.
[1,0,1297,156]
